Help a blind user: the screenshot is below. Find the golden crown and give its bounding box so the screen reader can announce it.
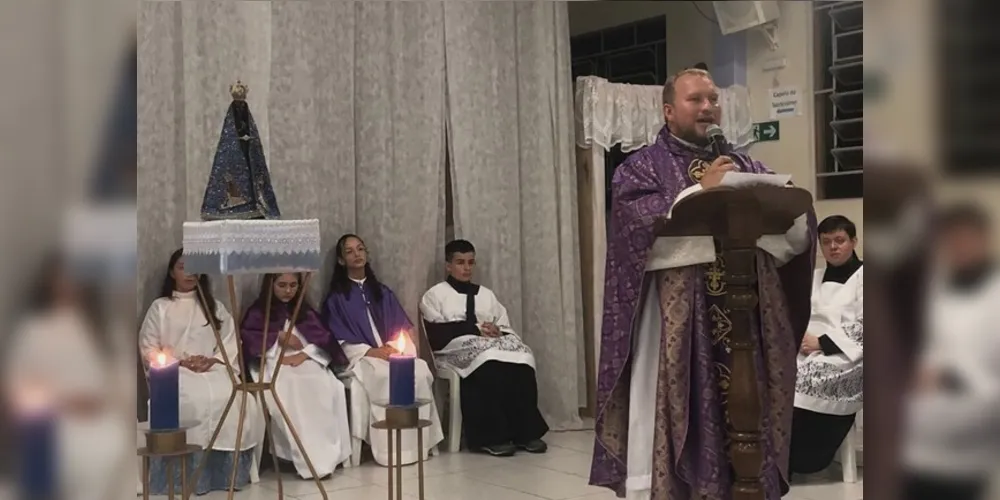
[230,80,249,101]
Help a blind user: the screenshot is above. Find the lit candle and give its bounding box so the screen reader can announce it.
[13,385,56,500]
[148,351,180,430]
[388,333,415,406]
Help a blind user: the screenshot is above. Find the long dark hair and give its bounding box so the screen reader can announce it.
[25,251,106,349]
[254,273,316,323]
[159,248,222,330]
[328,234,384,302]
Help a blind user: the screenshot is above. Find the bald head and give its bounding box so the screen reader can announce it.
[662,68,720,145]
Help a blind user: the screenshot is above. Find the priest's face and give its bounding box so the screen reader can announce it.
[340,237,368,271]
[664,73,720,145]
[819,229,857,267]
[447,252,476,282]
[939,223,991,272]
[171,257,198,293]
[272,273,299,303]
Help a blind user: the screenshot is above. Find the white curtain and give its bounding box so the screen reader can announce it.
[138,1,447,324]
[444,2,585,431]
[573,75,755,387]
[139,1,586,431]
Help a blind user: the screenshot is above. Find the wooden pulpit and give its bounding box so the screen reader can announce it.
[655,184,813,500]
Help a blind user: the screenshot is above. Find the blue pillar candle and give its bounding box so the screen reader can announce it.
[387,333,415,406]
[15,389,56,500]
[148,352,180,430]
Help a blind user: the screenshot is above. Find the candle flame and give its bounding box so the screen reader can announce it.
[389,332,410,354]
[149,350,174,368]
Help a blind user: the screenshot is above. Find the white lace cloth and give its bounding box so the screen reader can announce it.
[574,75,756,153]
[182,219,322,273]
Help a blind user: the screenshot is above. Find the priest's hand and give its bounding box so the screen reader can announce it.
[799,334,821,355]
[282,352,309,367]
[699,156,737,188]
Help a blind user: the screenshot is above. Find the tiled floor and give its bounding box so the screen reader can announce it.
[175,431,862,500]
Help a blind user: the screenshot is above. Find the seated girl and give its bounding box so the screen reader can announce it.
[322,234,444,466]
[241,272,353,479]
[139,248,264,495]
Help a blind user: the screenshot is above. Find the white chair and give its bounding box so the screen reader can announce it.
[838,416,861,483]
[335,369,363,467]
[417,316,463,453]
[435,366,463,453]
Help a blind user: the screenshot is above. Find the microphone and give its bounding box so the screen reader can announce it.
[706,124,731,158]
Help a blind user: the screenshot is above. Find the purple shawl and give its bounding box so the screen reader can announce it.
[589,127,817,496]
[241,301,347,367]
[323,280,414,348]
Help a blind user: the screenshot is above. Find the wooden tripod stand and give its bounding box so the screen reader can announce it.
[186,272,329,500]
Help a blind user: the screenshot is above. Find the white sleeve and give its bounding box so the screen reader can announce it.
[339,340,372,365]
[302,343,332,367]
[757,213,811,267]
[138,301,163,366]
[419,288,445,323]
[213,302,241,373]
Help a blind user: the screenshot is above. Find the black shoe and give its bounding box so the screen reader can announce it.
[515,439,547,454]
[478,443,517,457]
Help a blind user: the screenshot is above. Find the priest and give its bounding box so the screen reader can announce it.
[589,68,817,499]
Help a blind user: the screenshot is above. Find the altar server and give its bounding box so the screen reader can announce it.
[242,273,352,479]
[322,234,443,466]
[139,248,264,494]
[904,204,1000,500]
[790,215,864,476]
[420,239,549,456]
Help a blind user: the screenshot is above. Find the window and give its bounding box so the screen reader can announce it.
[571,16,669,213]
[941,0,998,174]
[813,1,863,199]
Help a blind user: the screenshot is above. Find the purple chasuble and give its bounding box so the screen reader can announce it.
[323,281,414,348]
[589,127,817,499]
[241,302,347,367]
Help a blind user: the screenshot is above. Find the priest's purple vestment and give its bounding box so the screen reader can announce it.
[589,127,816,499]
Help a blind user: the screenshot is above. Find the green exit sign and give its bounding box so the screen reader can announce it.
[753,121,780,142]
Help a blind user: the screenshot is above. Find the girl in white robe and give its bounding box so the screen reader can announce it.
[5,255,128,500]
[241,273,353,479]
[138,249,265,495]
[322,234,444,466]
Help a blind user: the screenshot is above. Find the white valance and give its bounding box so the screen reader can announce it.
[574,75,756,153]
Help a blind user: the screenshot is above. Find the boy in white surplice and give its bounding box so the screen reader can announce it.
[420,239,549,457]
[789,215,863,477]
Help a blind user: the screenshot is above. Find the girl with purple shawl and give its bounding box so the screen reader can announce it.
[241,273,352,479]
[322,234,444,466]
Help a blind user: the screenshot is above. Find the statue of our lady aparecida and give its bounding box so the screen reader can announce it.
[200,81,281,220]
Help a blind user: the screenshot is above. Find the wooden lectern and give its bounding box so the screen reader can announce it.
[656,184,813,500]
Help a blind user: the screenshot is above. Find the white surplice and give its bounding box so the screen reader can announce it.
[794,266,864,415]
[419,283,535,378]
[251,320,352,478]
[6,308,129,500]
[139,291,265,453]
[625,200,811,500]
[905,271,1000,477]
[338,278,444,466]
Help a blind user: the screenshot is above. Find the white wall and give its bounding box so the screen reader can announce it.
[570,1,866,252]
[743,1,863,254]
